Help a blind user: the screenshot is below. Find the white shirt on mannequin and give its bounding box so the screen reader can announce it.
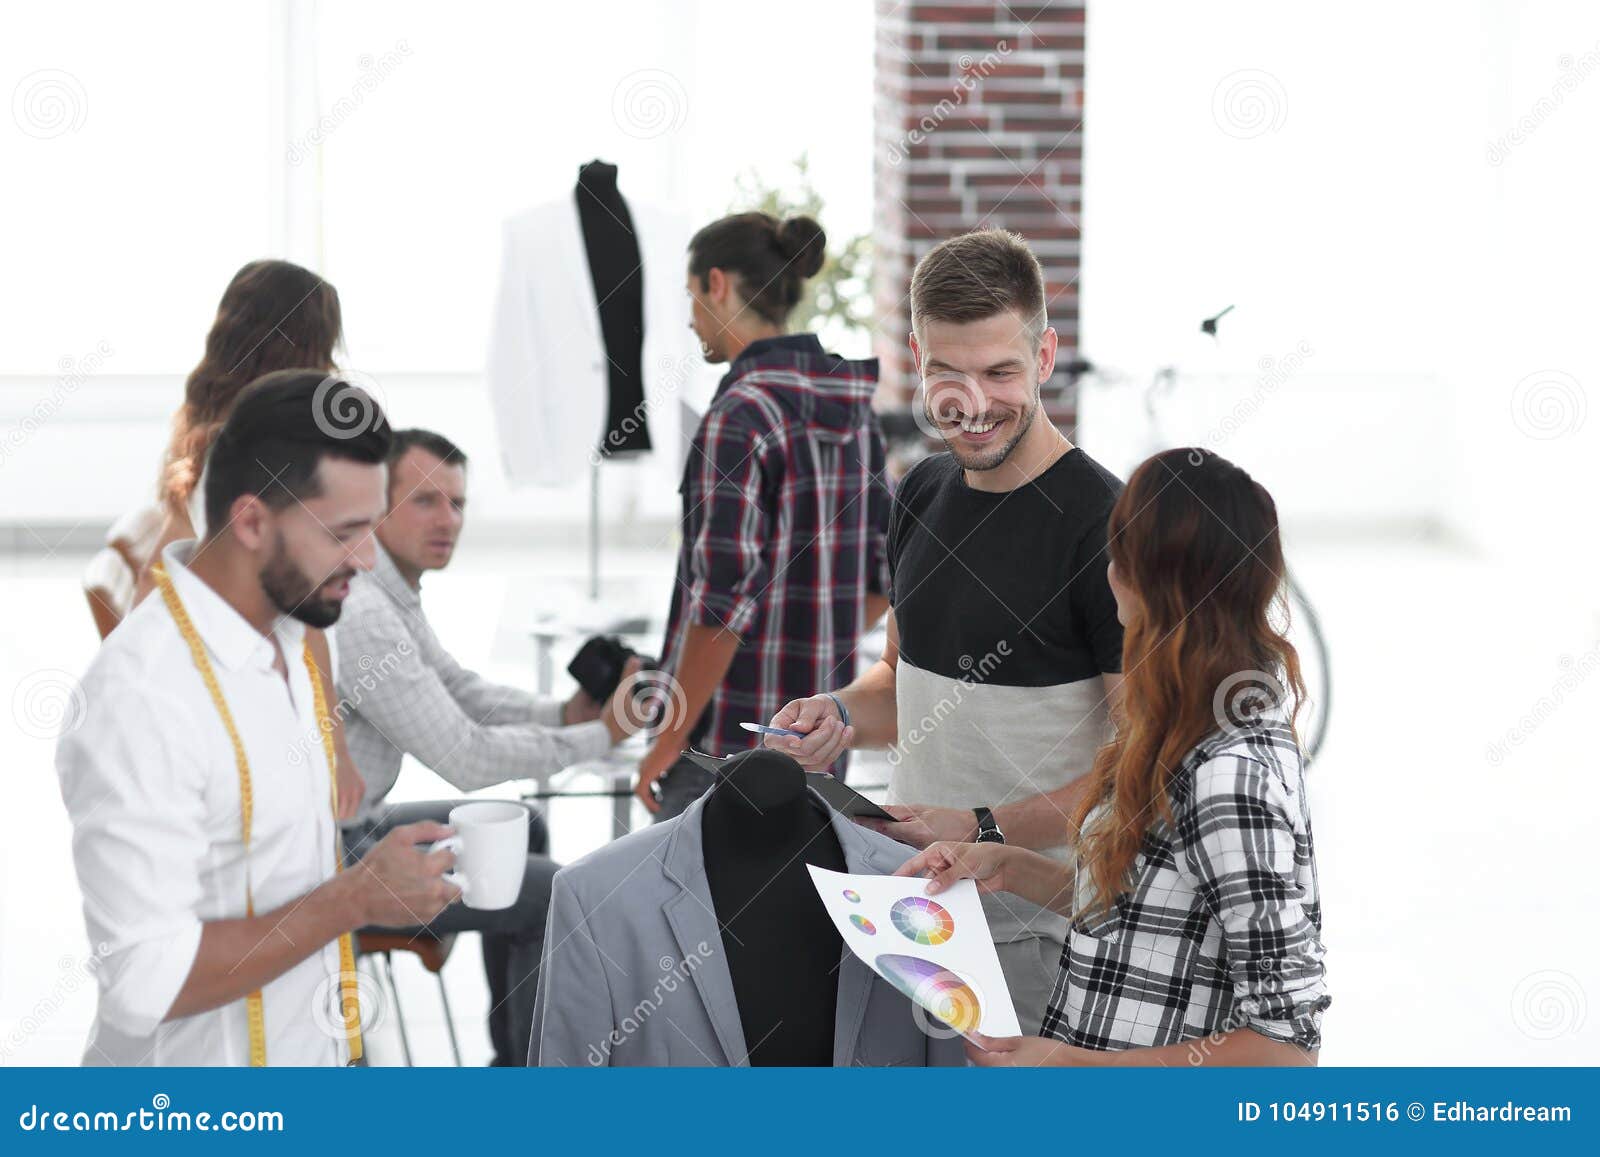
[485,186,700,488]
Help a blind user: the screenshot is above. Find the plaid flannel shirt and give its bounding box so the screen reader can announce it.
[660,334,890,772]
[1042,716,1330,1053]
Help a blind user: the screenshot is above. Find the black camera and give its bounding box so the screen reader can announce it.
[566,634,657,703]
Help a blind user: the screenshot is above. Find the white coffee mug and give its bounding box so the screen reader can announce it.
[431,801,529,910]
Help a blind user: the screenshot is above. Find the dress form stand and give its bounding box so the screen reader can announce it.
[700,749,847,1065]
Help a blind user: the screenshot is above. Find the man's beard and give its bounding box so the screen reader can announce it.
[933,386,1040,472]
[260,533,349,629]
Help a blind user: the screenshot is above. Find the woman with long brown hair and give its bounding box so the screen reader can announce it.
[896,447,1329,1065]
[144,259,345,576]
[134,260,363,815]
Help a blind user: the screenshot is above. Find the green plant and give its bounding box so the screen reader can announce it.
[731,153,873,353]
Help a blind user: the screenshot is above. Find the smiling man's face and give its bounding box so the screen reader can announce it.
[910,309,1058,472]
[255,456,387,628]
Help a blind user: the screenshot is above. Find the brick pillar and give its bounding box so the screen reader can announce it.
[873,1,1086,425]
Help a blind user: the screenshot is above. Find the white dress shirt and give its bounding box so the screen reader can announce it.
[56,541,349,1066]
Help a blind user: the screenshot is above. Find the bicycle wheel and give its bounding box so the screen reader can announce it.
[1281,575,1332,766]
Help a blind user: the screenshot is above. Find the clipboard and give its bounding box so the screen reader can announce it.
[804,772,897,821]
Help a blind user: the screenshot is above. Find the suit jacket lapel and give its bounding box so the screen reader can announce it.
[825,792,908,1066]
[660,793,749,1066]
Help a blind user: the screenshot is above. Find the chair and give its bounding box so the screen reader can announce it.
[83,548,133,640]
[106,504,165,576]
[82,504,166,639]
[355,930,462,1066]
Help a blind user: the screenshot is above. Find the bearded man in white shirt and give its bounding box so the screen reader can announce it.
[57,370,459,1066]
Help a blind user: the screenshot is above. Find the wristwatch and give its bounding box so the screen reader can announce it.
[973,806,1005,844]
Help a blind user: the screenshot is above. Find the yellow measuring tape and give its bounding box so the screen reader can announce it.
[152,565,363,1066]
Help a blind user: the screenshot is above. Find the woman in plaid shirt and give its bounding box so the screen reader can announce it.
[898,448,1330,1065]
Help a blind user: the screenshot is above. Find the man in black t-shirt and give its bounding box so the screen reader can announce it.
[764,229,1125,1034]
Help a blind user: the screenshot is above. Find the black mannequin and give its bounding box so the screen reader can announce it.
[699,748,847,1066]
[574,160,651,456]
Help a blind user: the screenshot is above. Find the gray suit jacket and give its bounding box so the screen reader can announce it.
[531,787,968,1066]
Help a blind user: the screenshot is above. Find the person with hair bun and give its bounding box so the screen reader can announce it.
[634,212,893,820]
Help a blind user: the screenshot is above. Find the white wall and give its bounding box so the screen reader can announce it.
[1080,0,1599,566]
[0,0,875,536]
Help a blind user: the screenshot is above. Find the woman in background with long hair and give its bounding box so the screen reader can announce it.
[145,259,345,578]
[898,447,1330,1065]
[135,260,363,816]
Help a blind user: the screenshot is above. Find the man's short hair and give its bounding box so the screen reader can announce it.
[203,369,392,536]
[386,428,468,470]
[909,228,1049,347]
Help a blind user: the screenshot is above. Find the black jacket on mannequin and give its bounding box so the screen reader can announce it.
[575,160,651,457]
[700,749,848,1065]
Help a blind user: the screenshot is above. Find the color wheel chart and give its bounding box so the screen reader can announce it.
[876,955,984,1033]
[807,865,1023,1039]
[890,896,955,946]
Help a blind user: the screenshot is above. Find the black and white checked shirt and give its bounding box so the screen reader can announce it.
[1041,716,1329,1053]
